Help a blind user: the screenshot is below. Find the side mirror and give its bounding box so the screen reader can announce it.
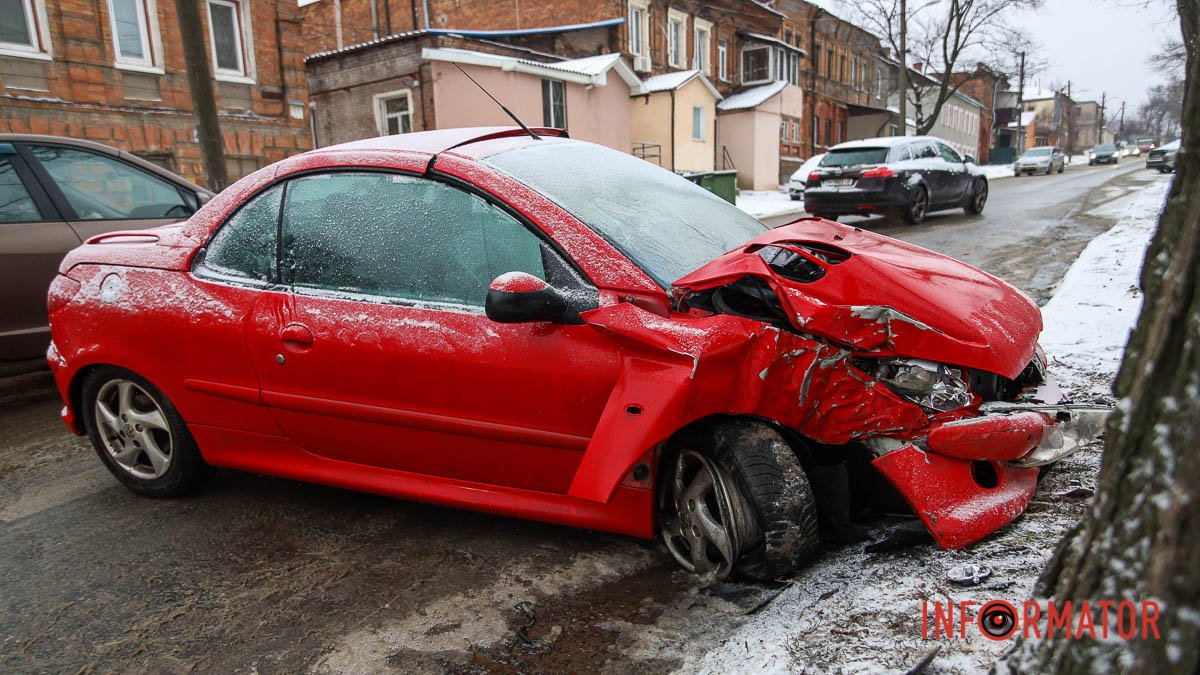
[963,154,976,164]
[485,272,569,323]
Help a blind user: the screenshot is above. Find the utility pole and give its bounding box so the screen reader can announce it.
[1016,50,1026,151]
[1098,92,1107,145]
[173,0,227,191]
[1119,101,1126,138]
[897,0,908,135]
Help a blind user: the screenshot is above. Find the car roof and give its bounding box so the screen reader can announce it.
[826,136,945,151]
[0,133,213,197]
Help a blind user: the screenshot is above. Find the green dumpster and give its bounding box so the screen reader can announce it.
[682,170,738,204]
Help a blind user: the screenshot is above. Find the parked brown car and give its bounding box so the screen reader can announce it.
[0,135,213,366]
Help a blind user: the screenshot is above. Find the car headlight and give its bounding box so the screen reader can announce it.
[1089,153,1096,159]
[864,358,973,412]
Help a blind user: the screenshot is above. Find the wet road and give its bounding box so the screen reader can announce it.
[0,162,1164,673]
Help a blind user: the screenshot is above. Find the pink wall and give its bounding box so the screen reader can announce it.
[431,62,631,153]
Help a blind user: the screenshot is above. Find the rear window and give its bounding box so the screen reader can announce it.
[820,148,889,167]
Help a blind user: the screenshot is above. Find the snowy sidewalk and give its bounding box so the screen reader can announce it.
[688,175,1172,674]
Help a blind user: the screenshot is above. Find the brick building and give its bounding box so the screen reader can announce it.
[950,67,1009,163]
[0,0,312,187]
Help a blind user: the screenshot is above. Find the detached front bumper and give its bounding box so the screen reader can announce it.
[870,402,1110,549]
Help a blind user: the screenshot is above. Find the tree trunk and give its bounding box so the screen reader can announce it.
[174,0,228,192]
[996,1,1200,672]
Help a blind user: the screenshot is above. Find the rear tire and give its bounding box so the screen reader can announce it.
[965,178,987,215]
[903,186,928,225]
[659,421,820,582]
[81,367,210,497]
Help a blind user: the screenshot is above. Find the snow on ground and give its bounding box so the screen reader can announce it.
[688,175,1172,675]
[977,163,1015,180]
[737,189,807,221]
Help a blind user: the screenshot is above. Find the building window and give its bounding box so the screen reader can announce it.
[374,90,412,136]
[792,120,799,141]
[717,38,728,81]
[693,105,705,141]
[107,0,158,69]
[781,121,787,141]
[542,79,566,129]
[861,63,867,92]
[812,42,820,76]
[838,121,845,144]
[825,48,833,78]
[667,10,687,68]
[0,0,49,56]
[890,123,899,136]
[628,1,648,57]
[825,119,832,146]
[787,52,800,85]
[741,45,770,84]
[693,18,711,75]
[206,0,251,79]
[850,56,858,88]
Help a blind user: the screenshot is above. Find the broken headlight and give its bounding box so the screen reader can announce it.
[869,358,972,412]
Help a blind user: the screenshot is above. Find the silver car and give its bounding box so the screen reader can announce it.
[1016,146,1066,175]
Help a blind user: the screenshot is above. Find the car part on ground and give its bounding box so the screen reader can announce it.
[46,128,1106,582]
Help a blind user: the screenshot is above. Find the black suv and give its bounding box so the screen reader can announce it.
[803,136,988,225]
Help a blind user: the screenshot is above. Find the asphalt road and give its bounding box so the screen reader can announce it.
[0,161,1164,673]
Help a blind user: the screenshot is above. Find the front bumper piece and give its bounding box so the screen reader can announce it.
[869,403,1110,549]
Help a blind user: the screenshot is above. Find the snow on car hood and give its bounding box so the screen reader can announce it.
[673,218,1042,378]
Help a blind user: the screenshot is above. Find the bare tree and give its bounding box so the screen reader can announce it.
[844,0,1043,134]
[994,0,1200,672]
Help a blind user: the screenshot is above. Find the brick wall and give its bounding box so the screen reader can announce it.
[0,0,311,187]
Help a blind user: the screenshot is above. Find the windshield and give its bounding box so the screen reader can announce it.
[1095,144,1116,152]
[821,148,890,167]
[481,141,767,288]
[1023,148,1053,157]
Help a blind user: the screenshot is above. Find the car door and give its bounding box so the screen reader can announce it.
[0,142,78,364]
[935,142,971,203]
[16,142,201,242]
[246,171,622,494]
[913,141,946,202]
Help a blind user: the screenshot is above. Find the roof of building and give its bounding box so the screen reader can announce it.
[639,69,722,99]
[717,81,789,112]
[1023,86,1058,101]
[421,47,646,94]
[306,17,625,62]
[738,32,807,57]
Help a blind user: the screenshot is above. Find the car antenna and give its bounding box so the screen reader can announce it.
[452,63,541,140]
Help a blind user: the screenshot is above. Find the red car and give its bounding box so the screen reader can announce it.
[46,128,1106,581]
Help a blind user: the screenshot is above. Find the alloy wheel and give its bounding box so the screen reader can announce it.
[660,449,751,580]
[94,379,174,480]
[911,189,928,223]
[974,180,988,212]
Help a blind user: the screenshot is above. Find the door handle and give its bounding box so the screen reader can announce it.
[280,322,314,350]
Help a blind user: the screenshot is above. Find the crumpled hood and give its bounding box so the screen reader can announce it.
[673,219,1042,378]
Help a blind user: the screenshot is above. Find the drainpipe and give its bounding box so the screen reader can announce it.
[670,88,676,171]
[370,0,379,39]
[333,0,343,49]
[422,0,431,29]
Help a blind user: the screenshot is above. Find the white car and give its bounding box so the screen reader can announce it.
[788,154,825,200]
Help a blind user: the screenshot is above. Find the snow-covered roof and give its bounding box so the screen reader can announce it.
[306,17,625,62]
[1023,87,1058,102]
[639,69,722,99]
[1006,110,1037,128]
[421,48,646,94]
[739,32,807,56]
[718,81,788,112]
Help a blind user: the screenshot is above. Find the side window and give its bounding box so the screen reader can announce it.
[917,143,938,160]
[27,145,194,220]
[0,156,42,223]
[281,172,546,307]
[937,143,962,163]
[897,146,914,162]
[200,184,283,282]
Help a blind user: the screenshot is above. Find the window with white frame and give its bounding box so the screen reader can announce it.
[692,105,705,141]
[717,38,727,81]
[628,0,648,57]
[375,90,412,136]
[741,45,770,85]
[542,79,566,129]
[667,9,686,68]
[0,0,50,57]
[787,51,800,85]
[107,0,159,69]
[851,55,858,88]
[692,18,711,75]
[207,0,251,79]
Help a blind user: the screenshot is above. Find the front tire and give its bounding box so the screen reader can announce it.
[81,367,210,497]
[658,421,819,582]
[965,178,988,215]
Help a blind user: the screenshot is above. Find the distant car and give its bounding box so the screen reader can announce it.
[1146,139,1180,173]
[787,154,825,200]
[0,135,213,365]
[1137,138,1156,154]
[1016,146,1066,175]
[803,136,987,225]
[1087,144,1120,165]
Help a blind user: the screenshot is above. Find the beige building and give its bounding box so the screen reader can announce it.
[716,81,806,190]
[630,70,721,173]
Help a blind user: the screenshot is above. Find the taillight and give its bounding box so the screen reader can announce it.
[861,166,896,178]
[808,172,821,181]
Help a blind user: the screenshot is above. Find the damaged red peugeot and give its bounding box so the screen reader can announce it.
[46,128,1107,581]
